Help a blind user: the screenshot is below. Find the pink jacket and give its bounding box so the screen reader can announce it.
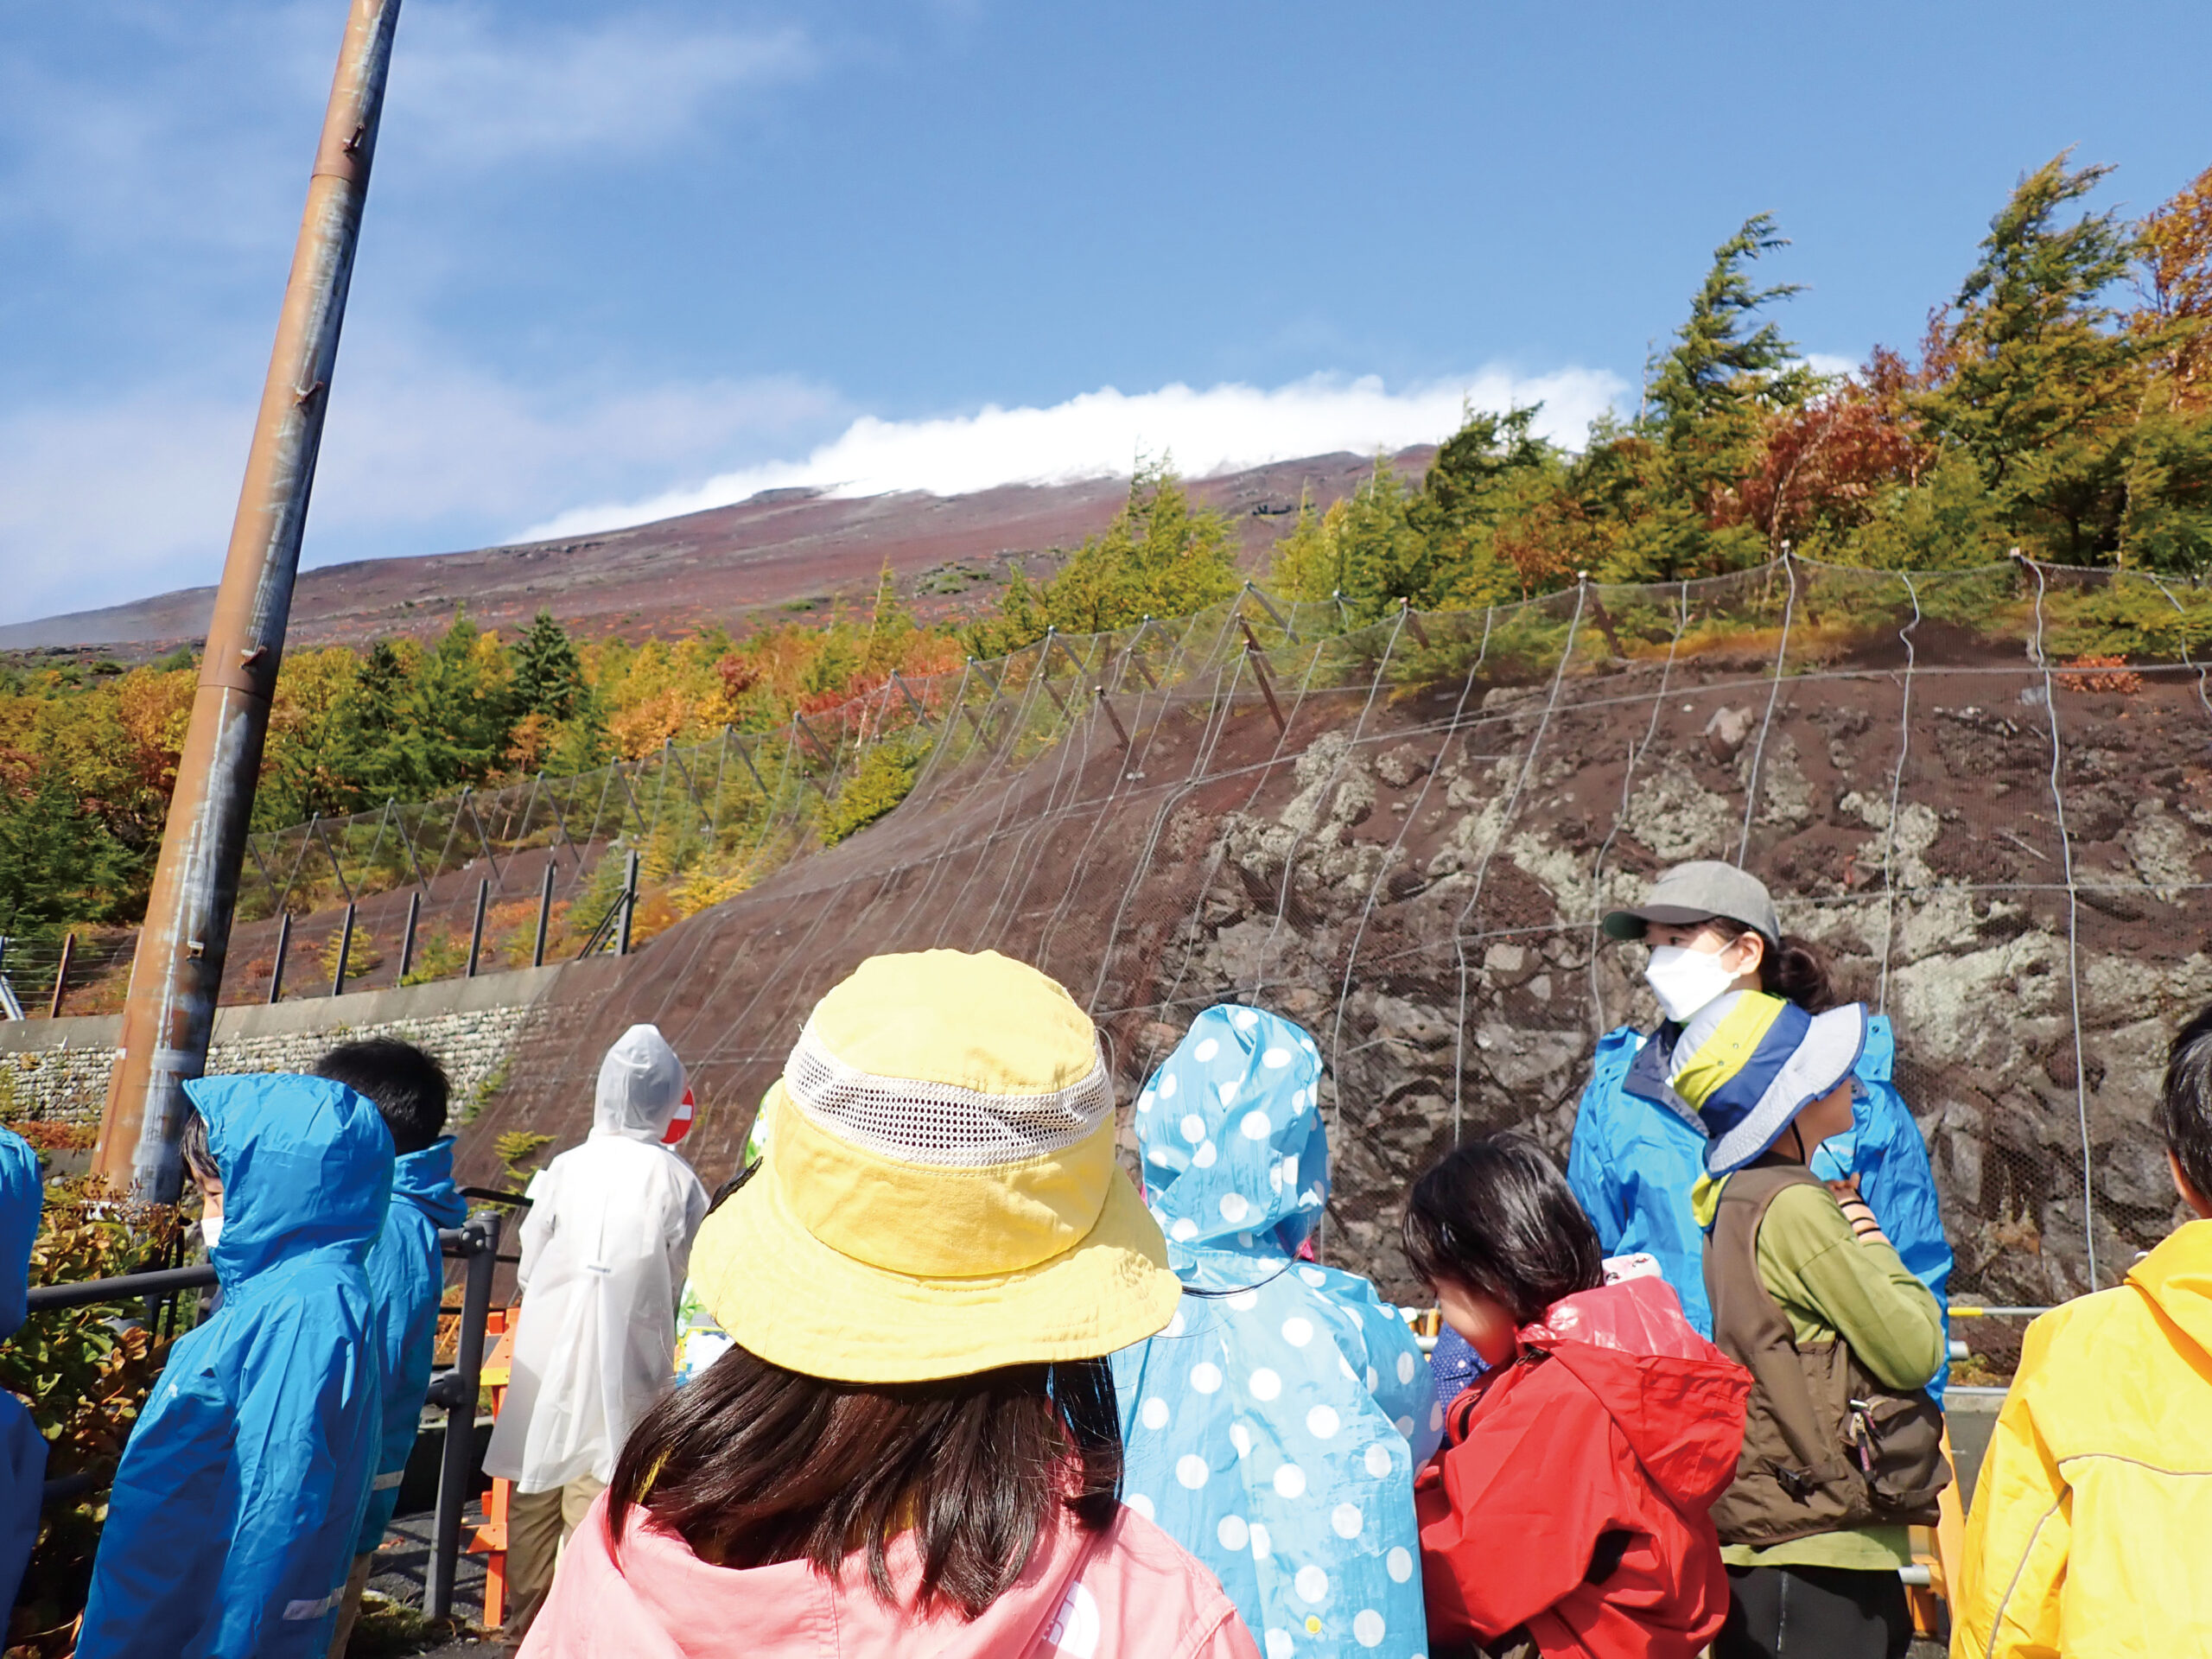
[522,1491,1262,1659]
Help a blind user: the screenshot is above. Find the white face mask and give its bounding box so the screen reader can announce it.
[199,1215,224,1252]
[1644,944,1740,1023]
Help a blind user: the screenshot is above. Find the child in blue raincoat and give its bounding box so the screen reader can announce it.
[1112,1006,1440,1659]
[312,1039,467,1656]
[77,1075,392,1659]
[0,1122,43,1619]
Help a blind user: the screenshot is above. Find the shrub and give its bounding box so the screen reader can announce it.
[1,1183,186,1656]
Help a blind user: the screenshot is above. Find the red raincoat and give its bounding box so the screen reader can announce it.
[1415,1277,1751,1659]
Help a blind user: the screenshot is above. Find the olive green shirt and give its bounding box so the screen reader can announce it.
[1692,1173,1947,1572]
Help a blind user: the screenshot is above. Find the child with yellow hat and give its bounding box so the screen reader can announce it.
[516,950,1262,1659]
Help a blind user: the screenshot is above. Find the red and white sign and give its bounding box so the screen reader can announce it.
[663,1085,696,1145]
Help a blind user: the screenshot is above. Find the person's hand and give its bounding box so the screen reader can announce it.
[1826,1176,1891,1249]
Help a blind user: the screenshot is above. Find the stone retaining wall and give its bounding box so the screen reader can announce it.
[0,965,576,1131]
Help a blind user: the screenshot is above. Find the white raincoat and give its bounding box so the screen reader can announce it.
[484,1026,710,1492]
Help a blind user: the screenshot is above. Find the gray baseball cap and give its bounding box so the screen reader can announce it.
[1602,861,1780,945]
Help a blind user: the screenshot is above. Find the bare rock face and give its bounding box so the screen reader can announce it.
[1375,744,1433,789]
[1704,704,1757,763]
[1118,662,2212,1310]
[486,617,2212,1325]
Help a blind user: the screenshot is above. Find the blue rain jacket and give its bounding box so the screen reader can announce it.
[354,1137,466,1556]
[0,1125,45,1619]
[1566,1014,1953,1395]
[1112,1006,1440,1659]
[78,1075,392,1659]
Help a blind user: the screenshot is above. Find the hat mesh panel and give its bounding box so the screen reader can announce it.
[784,1020,1115,1168]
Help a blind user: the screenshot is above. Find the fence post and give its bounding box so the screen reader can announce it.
[618,849,640,956]
[427,1211,502,1621]
[268,913,291,1004]
[1238,620,1287,734]
[330,902,356,997]
[1095,685,1132,749]
[531,861,555,968]
[398,890,421,983]
[466,879,490,978]
[48,932,76,1020]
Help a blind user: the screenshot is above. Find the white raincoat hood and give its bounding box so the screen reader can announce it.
[594,1025,687,1142]
[483,1027,709,1492]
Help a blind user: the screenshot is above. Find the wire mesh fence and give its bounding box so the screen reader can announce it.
[16,554,2212,1348]
[460,554,2212,1338]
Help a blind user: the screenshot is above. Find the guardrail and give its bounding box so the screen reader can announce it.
[24,1210,505,1624]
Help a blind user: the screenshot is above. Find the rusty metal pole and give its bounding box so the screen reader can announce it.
[94,0,405,1198]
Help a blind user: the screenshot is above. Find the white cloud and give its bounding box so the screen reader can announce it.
[389,9,817,164]
[521,368,1627,542]
[0,362,1625,629]
[1804,352,1863,380]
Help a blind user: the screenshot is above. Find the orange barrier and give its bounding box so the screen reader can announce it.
[467,1311,515,1628]
[1906,1426,1968,1638]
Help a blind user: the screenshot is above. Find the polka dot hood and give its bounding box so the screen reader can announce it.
[1136,1005,1329,1293]
[1116,1008,1440,1659]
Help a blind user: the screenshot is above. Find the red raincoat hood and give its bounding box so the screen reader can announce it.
[1517,1278,1749,1511]
[1416,1272,1751,1659]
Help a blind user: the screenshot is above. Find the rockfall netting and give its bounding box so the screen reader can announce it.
[384,557,2212,1367]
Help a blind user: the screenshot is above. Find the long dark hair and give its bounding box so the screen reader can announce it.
[178,1107,219,1187]
[1708,919,1834,1011]
[1402,1135,1604,1324]
[607,1342,1123,1618]
[2161,1001,2212,1205]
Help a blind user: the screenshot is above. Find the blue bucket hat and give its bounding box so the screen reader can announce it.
[1670,990,1867,1175]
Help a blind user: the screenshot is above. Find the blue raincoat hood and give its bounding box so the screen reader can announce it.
[1136,1006,1327,1292]
[1117,1007,1437,1658]
[183,1074,392,1287]
[79,1075,390,1658]
[393,1136,467,1230]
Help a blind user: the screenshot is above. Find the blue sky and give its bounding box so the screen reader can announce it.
[3,0,2207,625]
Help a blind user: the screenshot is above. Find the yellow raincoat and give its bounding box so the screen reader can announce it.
[1950,1217,2212,1657]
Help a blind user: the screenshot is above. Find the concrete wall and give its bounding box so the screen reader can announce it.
[0,965,578,1130]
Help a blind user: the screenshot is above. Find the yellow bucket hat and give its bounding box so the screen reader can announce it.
[691,949,1181,1382]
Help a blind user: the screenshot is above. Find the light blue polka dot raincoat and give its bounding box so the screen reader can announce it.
[1112,1006,1441,1659]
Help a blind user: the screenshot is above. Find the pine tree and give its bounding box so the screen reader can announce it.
[1916,155,2146,558]
[1634,213,1818,577]
[512,609,585,721]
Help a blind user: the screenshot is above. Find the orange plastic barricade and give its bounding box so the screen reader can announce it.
[1906,1425,1968,1637]
[467,1311,515,1628]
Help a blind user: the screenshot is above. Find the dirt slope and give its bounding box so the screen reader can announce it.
[4,450,1425,654]
[462,601,2212,1318]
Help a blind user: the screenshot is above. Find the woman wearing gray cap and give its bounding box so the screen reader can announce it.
[1561,861,1951,1359]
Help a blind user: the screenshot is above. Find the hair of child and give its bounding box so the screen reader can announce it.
[606,1343,1123,1618]
[1402,1135,1605,1325]
[178,1106,220,1187]
[1707,919,1835,1012]
[2159,1003,2212,1205]
[312,1037,451,1155]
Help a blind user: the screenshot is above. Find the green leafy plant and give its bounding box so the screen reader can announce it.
[494,1130,556,1189]
[459,1053,513,1127]
[818,736,926,846]
[398,925,467,987]
[1,1182,186,1656]
[318,925,380,987]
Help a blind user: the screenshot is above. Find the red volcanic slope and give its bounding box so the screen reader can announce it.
[6,449,1430,653]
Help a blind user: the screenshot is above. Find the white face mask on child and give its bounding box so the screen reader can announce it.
[199,1216,224,1252]
[1643,944,1740,1023]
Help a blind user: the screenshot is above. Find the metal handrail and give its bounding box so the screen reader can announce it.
[26,1263,218,1314]
[426,1211,501,1620]
[20,1212,505,1622]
